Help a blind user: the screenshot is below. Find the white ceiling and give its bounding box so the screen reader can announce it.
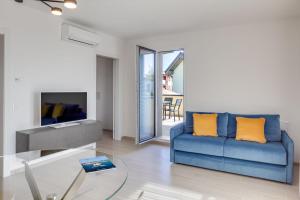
[22,0,300,38]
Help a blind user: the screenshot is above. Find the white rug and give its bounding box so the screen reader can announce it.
[118,183,214,200]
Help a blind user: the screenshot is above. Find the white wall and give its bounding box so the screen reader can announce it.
[0,0,125,175]
[96,56,114,130]
[0,34,4,175]
[172,61,184,94]
[124,19,300,160]
[1,0,300,171]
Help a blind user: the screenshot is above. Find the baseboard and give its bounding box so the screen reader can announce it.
[150,140,170,146]
[119,137,170,146]
[121,136,135,141]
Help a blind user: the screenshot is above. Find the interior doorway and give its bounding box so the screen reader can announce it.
[158,49,184,141]
[96,55,117,139]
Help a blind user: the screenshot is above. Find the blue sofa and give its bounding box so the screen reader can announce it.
[170,111,294,184]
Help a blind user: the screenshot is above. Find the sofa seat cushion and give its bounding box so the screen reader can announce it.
[174,133,226,156]
[224,138,287,165]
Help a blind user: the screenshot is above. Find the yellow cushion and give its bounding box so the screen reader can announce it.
[41,104,50,117]
[52,103,64,118]
[193,113,218,137]
[236,117,266,143]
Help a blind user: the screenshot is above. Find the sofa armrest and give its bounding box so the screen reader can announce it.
[170,122,185,162]
[170,122,185,141]
[281,131,294,184]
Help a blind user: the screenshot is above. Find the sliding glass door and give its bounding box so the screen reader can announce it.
[137,46,156,143]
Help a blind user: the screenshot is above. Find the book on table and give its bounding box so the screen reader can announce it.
[80,156,116,173]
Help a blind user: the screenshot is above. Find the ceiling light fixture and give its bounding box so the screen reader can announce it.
[64,0,77,9]
[15,0,78,16]
[51,7,63,16]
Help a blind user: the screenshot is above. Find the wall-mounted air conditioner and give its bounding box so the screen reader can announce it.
[61,23,99,47]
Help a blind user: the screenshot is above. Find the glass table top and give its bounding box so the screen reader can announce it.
[1,148,128,200]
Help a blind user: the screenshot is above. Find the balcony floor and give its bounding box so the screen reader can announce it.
[161,117,183,140]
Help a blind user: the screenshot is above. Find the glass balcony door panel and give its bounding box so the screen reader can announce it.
[138,47,156,143]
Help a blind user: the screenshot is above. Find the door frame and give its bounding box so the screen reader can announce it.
[136,46,157,144]
[156,52,163,139]
[96,55,120,141]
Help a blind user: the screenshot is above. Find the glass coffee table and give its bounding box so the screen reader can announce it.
[1,148,128,200]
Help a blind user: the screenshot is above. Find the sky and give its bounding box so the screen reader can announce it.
[141,50,183,74]
[163,51,181,71]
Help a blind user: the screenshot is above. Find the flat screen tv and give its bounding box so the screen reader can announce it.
[41,92,87,126]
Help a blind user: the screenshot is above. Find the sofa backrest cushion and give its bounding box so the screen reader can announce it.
[186,111,228,137]
[227,113,281,142]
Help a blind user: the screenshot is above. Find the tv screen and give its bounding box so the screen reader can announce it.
[41,92,87,126]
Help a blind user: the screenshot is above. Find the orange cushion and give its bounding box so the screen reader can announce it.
[193,113,218,137]
[236,117,266,143]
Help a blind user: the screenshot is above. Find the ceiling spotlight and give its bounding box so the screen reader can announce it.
[64,0,77,9]
[51,7,63,16]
